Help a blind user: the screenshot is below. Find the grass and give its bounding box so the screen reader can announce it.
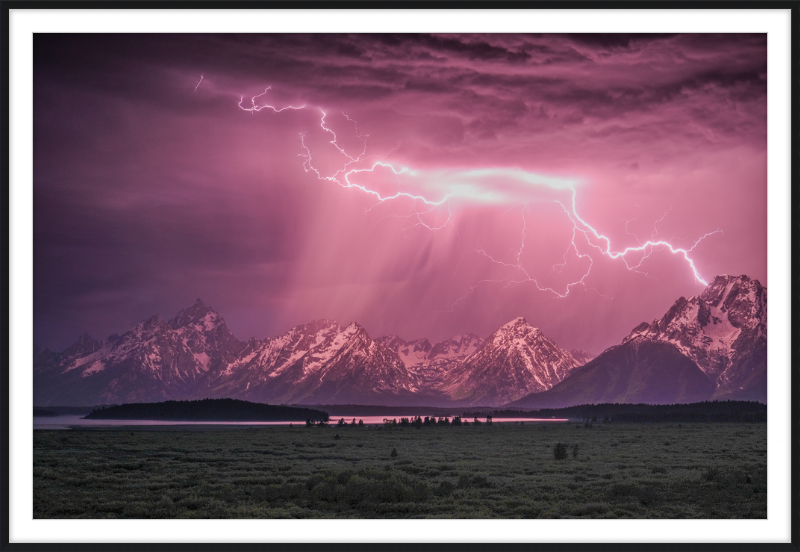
[33,422,766,518]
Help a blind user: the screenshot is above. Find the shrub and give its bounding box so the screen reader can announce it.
[433,480,455,497]
[457,473,493,489]
[702,466,722,482]
[553,442,568,460]
[572,444,579,458]
[390,448,398,458]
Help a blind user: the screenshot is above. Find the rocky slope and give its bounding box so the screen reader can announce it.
[569,349,595,366]
[508,338,715,409]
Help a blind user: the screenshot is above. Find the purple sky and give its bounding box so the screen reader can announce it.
[33,34,767,354]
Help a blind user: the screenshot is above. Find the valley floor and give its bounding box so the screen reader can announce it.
[33,422,766,519]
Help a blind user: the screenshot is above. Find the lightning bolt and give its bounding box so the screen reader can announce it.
[560,188,721,286]
[236,86,723,307]
[468,203,594,300]
[238,87,306,114]
[194,74,204,92]
[296,109,453,231]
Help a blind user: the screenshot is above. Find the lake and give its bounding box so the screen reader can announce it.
[33,414,569,429]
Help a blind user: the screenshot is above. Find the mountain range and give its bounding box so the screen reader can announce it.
[33,274,766,408]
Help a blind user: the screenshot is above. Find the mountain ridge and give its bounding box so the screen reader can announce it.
[34,275,766,407]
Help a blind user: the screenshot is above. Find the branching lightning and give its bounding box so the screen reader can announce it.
[237,86,723,307]
[559,189,721,286]
[295,105,452,231]
[238,87,306,114]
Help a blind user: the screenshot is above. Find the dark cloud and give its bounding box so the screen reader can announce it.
[565,33,678,50]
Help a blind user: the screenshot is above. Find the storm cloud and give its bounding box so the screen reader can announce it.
[34,34,767,355]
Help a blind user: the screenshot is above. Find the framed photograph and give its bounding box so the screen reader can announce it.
[4,4,795,550]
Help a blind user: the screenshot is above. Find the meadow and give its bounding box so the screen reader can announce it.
[33,422,766,518]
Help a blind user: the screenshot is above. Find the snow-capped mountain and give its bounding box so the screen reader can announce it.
[33,300,244,406]
[374,333,483,389]
[439,317,581,406]
[623,274,766,399]
[511,274,768,408]
[34,305,575,407]
[33,275,767,408]
[205,320,418,405]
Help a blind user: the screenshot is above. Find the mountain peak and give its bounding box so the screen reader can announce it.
[494,317,541,342]
[343,321,369,338]
[699,274,763,307]
[168,299,222,331]
[145,313,165,326]
[502,316,527,327]
[295,319,341,336]
[62,333,102,358]
[443,317,578,406]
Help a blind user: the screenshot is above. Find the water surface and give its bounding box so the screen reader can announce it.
[34,414,568,430]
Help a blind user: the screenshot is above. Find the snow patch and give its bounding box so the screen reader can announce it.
[81,360,106,377]
[193,352,211,371]
[62,346,111,373]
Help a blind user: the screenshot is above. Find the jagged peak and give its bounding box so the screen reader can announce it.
[501,316,527,328]
[441,333,481,344]
[343,320,365,333]
[495,317,542,337]
[701,274,763,296]
[167,299,230,333]
[693,275,765,314]
[708,274,761,286]
[334,322,373,346]
[61,332,102,356]
[375,334,406,347]
[292,319,341,335]
[144,313,165,327]
[408,337,432,349]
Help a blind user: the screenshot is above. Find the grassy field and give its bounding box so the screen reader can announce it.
[33,422,766,518]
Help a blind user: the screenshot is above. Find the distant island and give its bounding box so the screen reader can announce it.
[83,398,329,422]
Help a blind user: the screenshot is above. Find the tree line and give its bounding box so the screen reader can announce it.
[463,400,766,423]
[307,415,495,428]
